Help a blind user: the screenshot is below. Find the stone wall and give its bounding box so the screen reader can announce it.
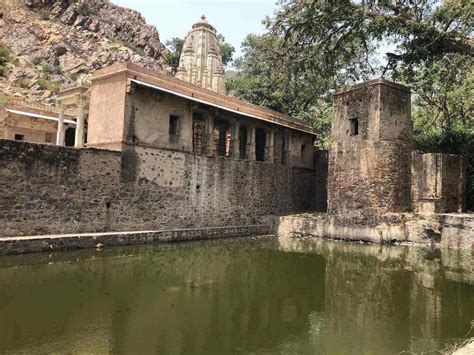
[411,152,465,213]
[314,150,328,212]
[0,139,319,237]
[328,140,412,216]
[328,79,413,217]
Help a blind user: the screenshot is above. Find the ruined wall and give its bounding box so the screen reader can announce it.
[328,141,412,216]
[411,152,465,214]
[0,139,318,237]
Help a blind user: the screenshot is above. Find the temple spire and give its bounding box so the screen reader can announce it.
[176,16,225,94]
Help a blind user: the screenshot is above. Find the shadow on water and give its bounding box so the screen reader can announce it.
[0,236,472,354]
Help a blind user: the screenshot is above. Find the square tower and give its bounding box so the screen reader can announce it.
[328,79,413,217]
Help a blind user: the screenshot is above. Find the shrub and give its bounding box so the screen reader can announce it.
[32,57,42,65]
[0,43,11,77]
[18,78,30,88]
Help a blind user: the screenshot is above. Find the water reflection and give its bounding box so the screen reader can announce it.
[0,237,472,354]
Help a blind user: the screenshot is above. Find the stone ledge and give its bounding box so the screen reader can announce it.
[0,225,273,256]
[277,213,473,250]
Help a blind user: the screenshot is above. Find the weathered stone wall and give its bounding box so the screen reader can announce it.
[0,139,318,237]
[314,150,328,212]
[277,213,474,249]
[328,79,413,217]
[411,152,465,213]
[328,140,412,216]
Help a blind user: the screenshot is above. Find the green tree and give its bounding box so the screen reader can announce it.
[227,0,473,207]
[217,34,236,67]
[164,34,235,74]
[164,37,185,75]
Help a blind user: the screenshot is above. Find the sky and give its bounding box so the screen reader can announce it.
[112,0,278,59]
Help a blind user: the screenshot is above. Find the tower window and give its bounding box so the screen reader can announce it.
[169,115,180,135]
[14,134,24,141]
[301,144,306,157]
[349,118,359,136]
[45,132,52,143]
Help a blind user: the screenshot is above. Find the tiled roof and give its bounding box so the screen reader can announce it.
[92,62,315,135]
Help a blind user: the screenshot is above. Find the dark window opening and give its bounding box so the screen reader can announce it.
[192,113,206,155]
[301,144,306,157]
[14,134,24,141]
[45,132,53,143]
[239,126,247,159]
[169,115,180,135]
[350,118,359,136]
[65,127,75,147]
[255,127,266,162]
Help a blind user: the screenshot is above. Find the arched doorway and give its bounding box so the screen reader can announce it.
[65,127,75,147]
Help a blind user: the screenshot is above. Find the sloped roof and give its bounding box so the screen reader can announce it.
[92,62,315,135]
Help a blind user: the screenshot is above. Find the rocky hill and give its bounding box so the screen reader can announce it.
[0,0,168,105]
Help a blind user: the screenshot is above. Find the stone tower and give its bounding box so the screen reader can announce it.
[176,16,225,94]
[327,79,413,217]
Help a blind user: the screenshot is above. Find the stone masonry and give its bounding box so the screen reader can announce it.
[0,139,316,238]
[328,79,413,217]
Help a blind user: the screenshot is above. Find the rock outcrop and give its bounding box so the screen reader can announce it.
[0,0,168,104]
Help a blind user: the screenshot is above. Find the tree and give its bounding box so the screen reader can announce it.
[164,37,184,75]
[164,34,235,74]
[217,34,236,67]
[227,0,473,207]
[226,34,335,148]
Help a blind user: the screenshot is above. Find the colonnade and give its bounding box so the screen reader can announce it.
[56,86,90,148]
[197,112,293,164]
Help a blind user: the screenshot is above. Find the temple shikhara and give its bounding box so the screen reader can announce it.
[176,15,226,95]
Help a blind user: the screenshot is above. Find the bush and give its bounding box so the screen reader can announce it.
[41,63,63,76]
[18,78,30,88]
[32,57,42,65]
[0,43,11,77]
[37,79,61,92]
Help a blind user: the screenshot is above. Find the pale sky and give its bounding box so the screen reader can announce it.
[111,0,278,59]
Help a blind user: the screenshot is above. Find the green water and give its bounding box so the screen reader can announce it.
[0,237,472,354]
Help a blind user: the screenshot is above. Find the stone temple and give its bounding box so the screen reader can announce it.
[176,16,225,94]
[0,17,469,252]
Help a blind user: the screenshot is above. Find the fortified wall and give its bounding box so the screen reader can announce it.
[0,139,316,237]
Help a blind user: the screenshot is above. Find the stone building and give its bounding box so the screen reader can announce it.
[328,79,465,217]
[176,16,225,94]
[0,100,77,146]
[87,62,315,169]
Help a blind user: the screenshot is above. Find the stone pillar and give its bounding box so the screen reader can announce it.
[284,132,293,166]
[246,125,256,161]
[206,114,215,156]
[74,103,86,148]
[231,123,240,159]
[56,104,65,146]
[265,130,275,163]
